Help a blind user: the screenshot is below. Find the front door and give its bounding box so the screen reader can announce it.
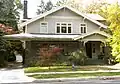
[92,43,97,59]
[85,42,92,58]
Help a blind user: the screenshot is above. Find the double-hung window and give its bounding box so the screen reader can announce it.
[56,22,72,34]
[40,22,48,33]
[80,23,87,33]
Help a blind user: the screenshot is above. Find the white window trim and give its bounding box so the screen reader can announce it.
[55,22,73,34]
[40,22,48,33]
[80,23,87,34]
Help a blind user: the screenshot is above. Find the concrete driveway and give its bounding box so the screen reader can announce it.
[0,68,35,83]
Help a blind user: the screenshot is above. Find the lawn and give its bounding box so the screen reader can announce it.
[24,65,117,73]
[28,72,120,79]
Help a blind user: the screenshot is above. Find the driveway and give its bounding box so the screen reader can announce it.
[0,68,35,83]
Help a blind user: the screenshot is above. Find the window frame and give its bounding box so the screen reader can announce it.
[55,22,72,34]
[40,22,48,33]
[80,23,87,34]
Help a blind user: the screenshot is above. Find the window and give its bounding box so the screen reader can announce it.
[40,22,48,33]
[93,48,95,53]
[80,23,87,33]
[56,22,72,33]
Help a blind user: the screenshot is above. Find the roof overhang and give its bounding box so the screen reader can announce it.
[3,33,79,41]
[3,31,110,42]
[74,31,111,41]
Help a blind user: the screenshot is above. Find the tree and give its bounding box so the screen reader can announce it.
[0,0,23,30]
[0,0,23,67]
[107,3,120,62]
[56,0,83,12]
[56,0,68,6]
[45,0,53,12]
[36,0,53,15]
[0,24,21,67]
[84,0,108,13]
[0,25,9,67]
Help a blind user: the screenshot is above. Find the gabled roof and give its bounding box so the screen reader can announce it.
[20,5,107,29]
[85,14,106,21]
[74,31,111,40]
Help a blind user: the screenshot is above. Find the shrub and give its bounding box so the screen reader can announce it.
[38,44,63,67]
[68,49,88,65]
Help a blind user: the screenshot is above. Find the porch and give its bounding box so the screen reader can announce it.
[24,40,108,66]
[73,31,111,64]
[3,31,111,66]
[85,41,105,60]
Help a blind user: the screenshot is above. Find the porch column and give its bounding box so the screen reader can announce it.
[22,41,26,65]
[104,45,111,64]
[83,41,87,56]
[24,41,31,66]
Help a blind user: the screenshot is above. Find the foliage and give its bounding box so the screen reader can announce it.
[56,0,83,12]
[0,23,23,63]
[38,44,63,67]
[107,3,120,62]
[36,0,53,15]
[0,0,23,30]
[0,29,9,67]
[0,24,18,34]
[0,0,22,67]
[68,49,87,65]
[85,0,108,13]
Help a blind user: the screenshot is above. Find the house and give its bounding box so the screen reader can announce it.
[5,5,110,66]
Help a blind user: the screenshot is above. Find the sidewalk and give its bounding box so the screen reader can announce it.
[33,76,120,83]
[0,68,120,83]
[0,68,35,83]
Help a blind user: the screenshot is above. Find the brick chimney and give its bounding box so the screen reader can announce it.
[23,0,28,19]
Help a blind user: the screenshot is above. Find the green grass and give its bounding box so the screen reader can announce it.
[24,66,116,73]
[28,72,120,79]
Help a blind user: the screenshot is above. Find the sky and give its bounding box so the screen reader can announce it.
[20,0,120,19]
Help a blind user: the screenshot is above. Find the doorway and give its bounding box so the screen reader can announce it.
[85,42,92,58]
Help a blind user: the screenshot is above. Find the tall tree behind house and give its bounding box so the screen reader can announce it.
[36,0,53,15]
[0,0,23,30]
[56,0,84,12]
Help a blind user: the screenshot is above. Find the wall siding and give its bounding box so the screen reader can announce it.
[27,8,100,34]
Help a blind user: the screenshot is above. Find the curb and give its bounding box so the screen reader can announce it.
[33,76,120,83]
